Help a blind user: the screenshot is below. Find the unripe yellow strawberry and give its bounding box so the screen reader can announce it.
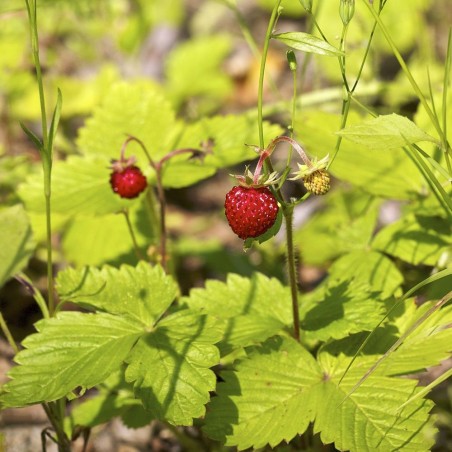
[303,169,330,195]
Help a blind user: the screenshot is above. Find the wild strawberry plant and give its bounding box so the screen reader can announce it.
[0,0,451,451]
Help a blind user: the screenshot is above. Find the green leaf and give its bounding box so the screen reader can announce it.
[328,250,404,298]
[336,114,438,150]
[372,213,451,266]
[204,336,436,451]
[125,310,222,425]
[273,32,344,57]
[165,34,233,112]
[0,312,143,408]
[70,372,153,429]
[19,122,43,151]
[294,111,422,200]
[18,155,134,216]
[313,349,436,452]
[300,280,385,342]
[382,301,452,376]
[77,81,181,165]
[204,336,321,449]
[0,205,35,288]
[62,207,151,267]
[184,273,292,354]
[56,262,178,327]
[294,189,380,266]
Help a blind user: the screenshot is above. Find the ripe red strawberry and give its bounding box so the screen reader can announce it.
[110,165,147,199]
[225,186,279,240]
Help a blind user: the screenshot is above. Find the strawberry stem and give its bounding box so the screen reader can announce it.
[269,135,313,168]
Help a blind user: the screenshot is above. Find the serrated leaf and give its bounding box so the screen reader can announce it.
[381,302,452,375]
[328,250,404,298]
[0,312,143,408]
[0,204,35,288]
[125,310,222,425]
[184,273,292,354]
[18,155,134,216]
[77,81,180,165]
[56,262,178,327]
[372,213,451,266]
[204,336,321,449]
[273,32,344,57]
[336,114,438,150]
[314,350,435,452]
[300,280,385,342]
[204,336,435,451]
[294,111,422,200]
[294,189,380,266]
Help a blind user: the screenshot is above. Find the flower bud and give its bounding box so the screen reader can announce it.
[286,50,297,72]
[339,0,355,26]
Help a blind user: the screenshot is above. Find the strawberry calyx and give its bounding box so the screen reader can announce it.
[289,154,329,181]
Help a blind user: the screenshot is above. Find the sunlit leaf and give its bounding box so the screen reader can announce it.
[56,262,178,327]
[337,114,438,150]
[273,32,344,57]
[0,204,35,288]
[184,273,292,354]
[372,213,451,266]
[204,336,435,451]
[328,250,404,298]
[0,312,143,407]
[125,310,222,425]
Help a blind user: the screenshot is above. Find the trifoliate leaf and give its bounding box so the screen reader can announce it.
[184,273,292,354]
[204,336,321,449]
[273,32,344,57]
[56,262,178,327]
[0,204,35,288]
[125,310,222,426]
[372,213,451,266]
[0,312,143,408]
[328,250,404,298]
[204,336,436,451]
[18,155,132,216]
[300,280,385,342]
[336,114,438,150]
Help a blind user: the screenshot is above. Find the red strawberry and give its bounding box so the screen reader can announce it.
[224,186,279,240]
[110,165,147,199]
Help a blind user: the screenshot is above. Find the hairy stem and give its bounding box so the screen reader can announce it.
[283,205,300,341]
[257,1,300,341]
